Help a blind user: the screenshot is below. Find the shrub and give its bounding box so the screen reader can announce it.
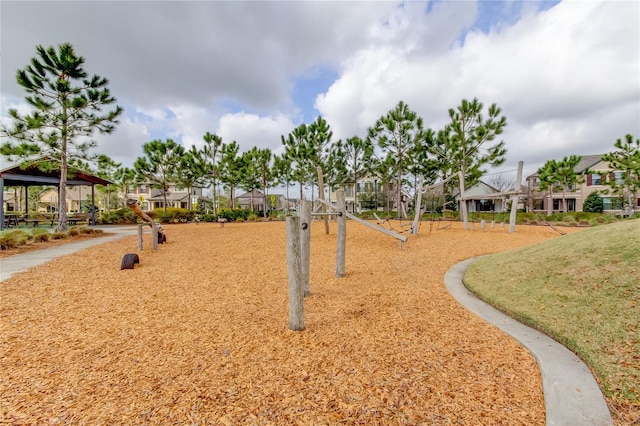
[30,227,49,237]
[51,232,67,240]
[68,227,80,236]
[217,208,250,222]
[98,208,138,224]
[199,214,217,222]
[32,232,50,243]
[247,213,259,222]
[583,192,604,213]
[153,208,196,223]
[0,230,30,249]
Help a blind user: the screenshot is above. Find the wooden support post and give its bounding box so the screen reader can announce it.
[459,171,469,230]
[316,166,329,235]
[481,219,486,230]
[412,175,424,236]
[286,217,305,331]
[509,161,523,233]
[336,190,346,277]
[137,224,143,251]
[299,200,311,297]
[152,223,159,250]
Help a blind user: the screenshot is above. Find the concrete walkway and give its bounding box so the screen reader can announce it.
[1,226,137,282]
[445,258,613,426]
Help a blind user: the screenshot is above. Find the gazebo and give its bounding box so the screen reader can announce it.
[0,162,112,230]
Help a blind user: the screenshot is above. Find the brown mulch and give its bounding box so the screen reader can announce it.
[1,221,585,425]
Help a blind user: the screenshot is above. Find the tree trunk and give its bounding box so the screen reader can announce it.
[396,168,402,219]
[58,155,69,232]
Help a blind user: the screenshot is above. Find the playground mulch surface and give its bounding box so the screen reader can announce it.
[1,220,582,425]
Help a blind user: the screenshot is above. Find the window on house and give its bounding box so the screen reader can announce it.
[591,174,601,185]
[603,197,623,210]
[126,185,135,193]
[553,199,576,211]
[614,172,624,185]
[344,185,354,197]
[139,184,148,193]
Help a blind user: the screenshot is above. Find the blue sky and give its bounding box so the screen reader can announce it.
[1,0,638,184]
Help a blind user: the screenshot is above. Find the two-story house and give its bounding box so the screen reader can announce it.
[526,154,640,214]
[125,183,204,210]
[328,176,409,214]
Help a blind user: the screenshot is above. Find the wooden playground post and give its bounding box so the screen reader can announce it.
[286,216,305,331]
[336,190,346,277]
[316,166,329,235]
[459,171,469,230]
[509,161,523,233]
[137,222,159,251]
[299,199,311,296]
[411,175,424,236]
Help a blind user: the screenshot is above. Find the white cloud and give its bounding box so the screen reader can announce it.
[1,0,638,179]
[216,112,297,156]
[317,0,639,177]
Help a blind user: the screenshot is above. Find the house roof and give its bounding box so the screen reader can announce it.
[236,189,266,200]
[526,154,604,178]
[453,180,501,197]
[0,162,112,186]
[146,193,189,202]
[574,154,604,173]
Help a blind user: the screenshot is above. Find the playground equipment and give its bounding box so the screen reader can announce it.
[286,191,348,331]
[120,253,140,270]
[285,188,410,331]
[126,198,166,248]
[120,199,166,270]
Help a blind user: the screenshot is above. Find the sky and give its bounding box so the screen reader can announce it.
[1,0,639,184]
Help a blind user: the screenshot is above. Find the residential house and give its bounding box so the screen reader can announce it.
[456,180,508,213]
[526,154,640,214]
[235,189,288,213]
[328,176,409,214]
[1,190,18,212]
[38,185,96,213]
[125,183,204,210]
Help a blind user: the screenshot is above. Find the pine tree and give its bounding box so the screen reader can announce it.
[0,43,122,231]
[133,139,185,213]
[367,101,427,218]
[602,134,640,216]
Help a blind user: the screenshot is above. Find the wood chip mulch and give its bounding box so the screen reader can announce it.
[1,221,579,425]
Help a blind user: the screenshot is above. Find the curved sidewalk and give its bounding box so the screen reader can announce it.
[445,258,612,426]
[1,226,137,282]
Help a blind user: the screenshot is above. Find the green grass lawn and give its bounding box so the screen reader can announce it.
[464,220,639,407]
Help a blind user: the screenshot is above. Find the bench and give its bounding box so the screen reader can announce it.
[68,214,91,226]
[23,218,42,227]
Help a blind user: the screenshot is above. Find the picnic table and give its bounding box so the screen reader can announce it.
[3,214,19,228]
